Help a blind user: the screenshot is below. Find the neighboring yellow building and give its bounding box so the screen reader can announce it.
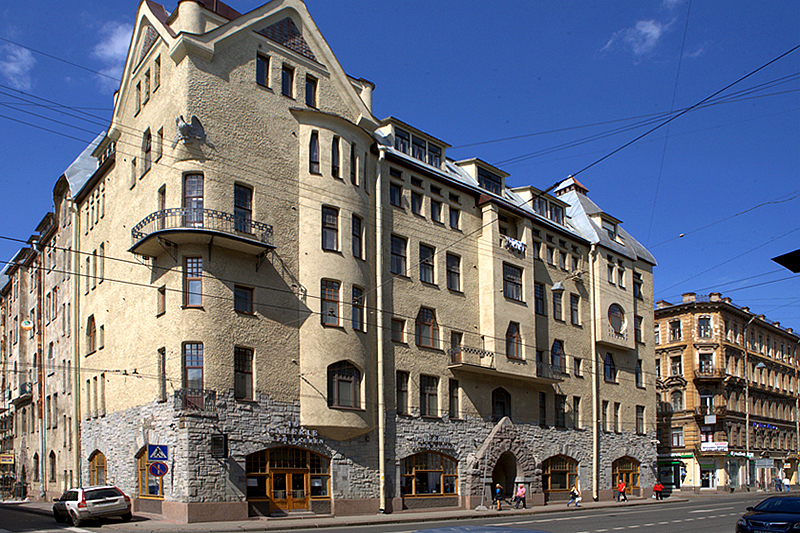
[655,293,800,492]
[0,0,658,522]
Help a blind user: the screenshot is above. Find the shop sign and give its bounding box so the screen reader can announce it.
[729,451,753,458]
[700,441,728,452]
[704,415,716,424]
[756,459,774,468]
[267,422,323,445]
[408,433,454,451]
[658,453,693,458]
[0,454,13,465]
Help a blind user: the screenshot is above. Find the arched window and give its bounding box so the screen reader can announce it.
[327,361,361,409]
[604,353,617,382]
[552,340,565,371]
[506,322,521,359]
[309,132,320,174]
[86,315,96,354]
[400,452,457,496]
[541,455,577,493]
[137,448,163,498]
[612,456,640,493]
[89,451,106,486]
[671,391,683,411]
[608,304,625,334]
[415,308,439,348]
[32,453,40,482]
[492,387,511,422]
[49,451,56,482]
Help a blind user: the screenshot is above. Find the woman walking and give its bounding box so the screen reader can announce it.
[567,485,582,507]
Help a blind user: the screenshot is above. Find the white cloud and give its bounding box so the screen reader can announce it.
[0,43,36,91]
[91,21,132,91]
[662,0,685,10]
[600,19,670,59]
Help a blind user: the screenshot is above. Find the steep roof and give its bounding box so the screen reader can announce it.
[65,133,106,198]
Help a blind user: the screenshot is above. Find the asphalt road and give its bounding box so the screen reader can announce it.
[0,504,119,532]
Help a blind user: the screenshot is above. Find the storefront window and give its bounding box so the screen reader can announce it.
[541,455,577,492]
[245,447,330,501]
[400,452,458,496]
[612,456,640,493]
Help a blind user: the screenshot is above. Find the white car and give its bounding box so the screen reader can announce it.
[52,485,132,526]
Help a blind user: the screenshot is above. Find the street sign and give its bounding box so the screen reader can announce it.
[147,444,168,461]
[149,461,168,477]
[0,454,14,465]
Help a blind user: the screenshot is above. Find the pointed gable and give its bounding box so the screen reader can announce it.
[257,17,316,61]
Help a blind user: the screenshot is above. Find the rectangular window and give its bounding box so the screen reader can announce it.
[143,129,152,175]
[281,64,294,97]
[158,348,166,402]
[449,207,460,229]
[234,347,253,400]
[431,200,442,223]
[534,283,546,315]
[351,215,363,259]
[322,206,339,251]
[607,257,615,283]
[550,204,564,225]
[394,128,410,153]
[350,142,358,185]
[391,319,405,343]
[234,285,253,314]
[655,324,661,345]
[135,82,141,114]
[411,135,427,161]
[309,131,320,174]
[635,315,643,343]
[156,127,163,162]
[351,286,364,331]
[614,402,620,432]
[428,144,441,167]
[572,396,581,429]
[411,191,423,215]
[420,375,438,417]
[503,263,522,301]
[555,395,566,428]
[390,182,403,207]
[570,293,580,325]
[331,136,340,178]
[256,54,269,87]
[617,261,626,287]
[390,235,407,275]
[183,173,204,227]
[449,379,459,418]
[419,244,435,284]
[321,280,340,326]
[183,343,204,404]
[636,359,643,387]
[669,320,682,341]
[184,257,202,307]
[698,317,711,338]
[558,250,566,270]
[415,308,438,348]
[305,74,317,107]
[153,55,160,90]
[446,253,460,291]
[234,184,253,233]
[670,355,682,376]
[552,291,563,321]
[396,371,409,415]
[573,357,582,376]
[547,246,555,265]
[636,406,645,435]
[157,285,166,316]
[539,392,547,427]
[477,168,502,194]
[633,274,643,299]
[672,427,684,446]
[602,400,609,432]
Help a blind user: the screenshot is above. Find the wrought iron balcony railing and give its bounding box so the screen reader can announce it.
[537,362,564,380]
[174,388,216,412]
[694,368,726,380]
[131,208,273,247]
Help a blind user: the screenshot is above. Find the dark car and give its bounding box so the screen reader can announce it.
[737,496,800,532]
[52,485,132,526]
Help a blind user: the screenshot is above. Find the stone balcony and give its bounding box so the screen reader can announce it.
[447,347,563,383]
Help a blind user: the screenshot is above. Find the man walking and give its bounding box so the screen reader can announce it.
[617,480,628,502]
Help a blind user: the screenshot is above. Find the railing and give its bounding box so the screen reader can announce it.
[11,383,32,406]
[174,388,216,412]
[607,324,628,341]
[695,405,727,416]
[447,346,495,367]
[132,208,273,247]
[694,368,726,379]
[537,362,564,380]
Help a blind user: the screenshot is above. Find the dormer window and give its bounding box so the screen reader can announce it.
[412,136,426,161]
[532,197,547,216]
[602,219,617,240]
[428,144,441,167]
[395,128,410,153]
[549,204,564,225]
[478,168,502,195]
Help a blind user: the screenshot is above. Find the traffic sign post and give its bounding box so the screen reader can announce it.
[149,462,169,477]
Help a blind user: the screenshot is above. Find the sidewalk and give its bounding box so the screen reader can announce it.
[1,495,689,533]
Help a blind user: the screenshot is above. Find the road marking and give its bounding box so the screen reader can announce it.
[643,524,655,527]
[690,506,734,513]
[613,527,626,530]
[66,528,95,533]
[628,526,640,529]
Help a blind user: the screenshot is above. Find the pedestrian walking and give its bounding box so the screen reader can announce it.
[494,483,503,511]
[567,485,581,507]
[784,477,791,492]
[513,484,526,509]
[776,477,783,492]
[617,480,627,502]
[653,481,664,500]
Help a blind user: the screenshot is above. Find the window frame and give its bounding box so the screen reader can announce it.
[234,285,254,314]
[446,253,460,291]
[390,235,407,275]
[321,206,339,251]
[331,136,340,178]
[503,263,523,301]
[320,279,340,327]
[184,257,203,307]
[281,64,294,97]
[309,131,320,174]
[234,346,254,400]
[419,244,435,284]
[327,361,361,409]
[305,74,317,107]
[415,307,439,349]
[351,286,364,332]
[506,322,522,360]
[604,353,617,382]
[419,375,439,417]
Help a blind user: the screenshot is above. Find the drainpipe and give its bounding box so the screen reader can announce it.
[589,244,599,501]
[376,147,386,513]
[35,239,45,498]
[71,197,81,488]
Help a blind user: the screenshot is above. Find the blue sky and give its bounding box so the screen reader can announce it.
[1,1,798,324]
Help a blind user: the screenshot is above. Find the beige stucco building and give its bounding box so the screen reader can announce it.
[655,292,800,492]
[0,0,658,522]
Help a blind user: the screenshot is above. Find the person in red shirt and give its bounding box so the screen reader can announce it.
[617,480,627,502]
[653,481,664,500]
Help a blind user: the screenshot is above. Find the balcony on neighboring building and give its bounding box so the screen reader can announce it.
[174,388,216,413]
[447,347,563,383]
[694,405,727,417]
[693,367,726,381]
[130,208,274,258]
[10,382,32,407]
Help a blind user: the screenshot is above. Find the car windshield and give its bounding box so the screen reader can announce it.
[85,488,123,500]
[754,498,800,513]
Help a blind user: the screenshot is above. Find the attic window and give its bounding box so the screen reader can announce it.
[549,204,564,225]
[395,128,410,154]
[477,168,502,195]
[602,219,617,240]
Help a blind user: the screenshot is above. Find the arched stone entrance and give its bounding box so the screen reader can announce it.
[492,451,517,498]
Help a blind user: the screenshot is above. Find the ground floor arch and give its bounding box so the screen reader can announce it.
[492,451,517,499]
[612,456,640,495]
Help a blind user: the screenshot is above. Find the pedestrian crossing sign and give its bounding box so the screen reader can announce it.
[148,444,168,461]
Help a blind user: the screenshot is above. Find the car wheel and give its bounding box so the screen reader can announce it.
[53,509,65,523]
[121,511,132,522]
[70,512,82,527]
